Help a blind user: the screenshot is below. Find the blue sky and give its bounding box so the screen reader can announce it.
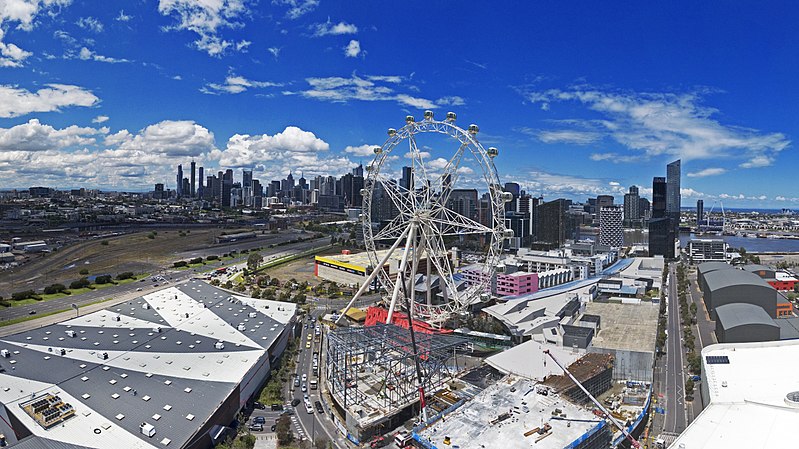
[0,1,796,207]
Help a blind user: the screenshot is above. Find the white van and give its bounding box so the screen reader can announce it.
[304,400,314,414]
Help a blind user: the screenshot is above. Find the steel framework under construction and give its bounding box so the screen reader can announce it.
[325,323,467,431]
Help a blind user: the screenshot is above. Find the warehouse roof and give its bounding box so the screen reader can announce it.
[703,268,773,292]
[715,303,777,330]
[669,340,799,449]
[0,281,293,449]
[741,264,773,273]
[774,318,799,340]
[697,261,733,275]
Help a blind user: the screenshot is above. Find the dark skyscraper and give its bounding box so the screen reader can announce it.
[666,159,681,215]
[536,198,575,247]
[242,169,253,188]
[222,169,233,207]
[697,199,704,230]
[176,164,183,197]
[400,166,413,191]
[649,176,675,258]
[190,161,196,197]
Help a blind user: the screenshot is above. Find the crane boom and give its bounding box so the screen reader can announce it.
[543,350,640,449]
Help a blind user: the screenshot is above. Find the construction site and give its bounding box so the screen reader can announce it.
[415,352,649,449]
[324,323,471,442]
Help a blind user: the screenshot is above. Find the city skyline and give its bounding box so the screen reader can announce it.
[0,1,796,207]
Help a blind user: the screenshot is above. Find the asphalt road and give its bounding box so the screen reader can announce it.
[664,262,688,434]
[0,237,328,323]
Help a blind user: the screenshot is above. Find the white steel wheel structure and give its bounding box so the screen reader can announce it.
[338,111,509,328]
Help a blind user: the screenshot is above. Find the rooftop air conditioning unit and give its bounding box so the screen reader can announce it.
[142,304,150,310]
[237,324,246,331]
[184,313,190,318]
[153,327,161,333]
[59,349,66,356]
[112,315,121,322]
[214,341,225,350]
[100,352,108,360]
[0,349,9,358]
[65,330,77,337]
[248,312,257,318]
[140,422,156,438]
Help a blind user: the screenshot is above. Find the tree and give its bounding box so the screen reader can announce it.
[275,415,293,445]
[685,378,695,394]
[70,277,91,290]
[116,272,135,280]
[95,275,113,284]
[173,260,188,268]
[247,252,263,271]
[44,283,67,295]
[79,268,89,275]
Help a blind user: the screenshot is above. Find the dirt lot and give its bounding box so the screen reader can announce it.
[0,229,222,294]
[261,247,349,286]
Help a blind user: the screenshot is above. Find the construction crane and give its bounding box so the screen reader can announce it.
[543,350,641,449]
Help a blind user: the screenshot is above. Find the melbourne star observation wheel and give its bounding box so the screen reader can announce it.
[340,111,510,328]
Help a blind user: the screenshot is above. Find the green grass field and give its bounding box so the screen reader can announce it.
[5,274,149,307]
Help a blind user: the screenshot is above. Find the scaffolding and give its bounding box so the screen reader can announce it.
[325,323,467,427]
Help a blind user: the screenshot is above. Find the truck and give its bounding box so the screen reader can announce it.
[310,380,318,390]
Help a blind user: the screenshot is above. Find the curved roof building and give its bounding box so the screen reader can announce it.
[715,303,780,343]
[702,269,777,319]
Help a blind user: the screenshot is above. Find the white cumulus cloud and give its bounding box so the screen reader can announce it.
[344,39,361,58]
[344,144,380,157]
[76,16,103,33]
[274,0,319,19]
[687,167,727,178]
[0,1,71,67]
[313,19,357,36]
[0,84,98,118]
[92,115,109,124]
[158,0,252,56]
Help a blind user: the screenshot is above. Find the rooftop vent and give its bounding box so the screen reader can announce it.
[140,422,156,438]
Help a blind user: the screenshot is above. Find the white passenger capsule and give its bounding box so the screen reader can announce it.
[446,112,457,122]
[405,115,415,124]
[388,128,397,136]
[424,110,434,120]
[501,191,514,203]
[468,124,479,135]
[374,146,383,155]
[503,229,515,239]
[487,147,499,158]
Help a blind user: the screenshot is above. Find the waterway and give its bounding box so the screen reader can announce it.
[679,233,799,253]
[621,230,799,253]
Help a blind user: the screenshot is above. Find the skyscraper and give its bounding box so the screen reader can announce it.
[400,166,413,191]
[197,166,204,198]
[242,169,253,188]
[623,185,640,226]
[190,161,196,197]
[176,164,183,197]
[222,169,233,207]
[536,198,576,247]
[599,206,623,247]
[697,199,704,230]
[667,159,681,235]
[649,176,675,258]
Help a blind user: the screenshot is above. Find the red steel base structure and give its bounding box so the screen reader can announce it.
[364,306,453,335]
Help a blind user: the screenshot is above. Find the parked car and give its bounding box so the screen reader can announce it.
[294,378,300,387]
[291,398,301,407]
[253,401,265,410]
[270,403,283,411]
[301,383,307,392]
[270,424,276,432]
[249,423,263,432]
[301,374,307,382]
[253,416,266,425]
[314,401,324,414]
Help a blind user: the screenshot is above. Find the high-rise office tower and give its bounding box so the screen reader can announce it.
[400,166,413,191]
[667,159,681,235]
[649,176,675,258]
[190,161,196,197]
[697,199,704,230]
[353,164,364,177]
[623,185,641,225]
[599,206,623,247]
[197,166,203,198]
[222,169,233,207]
[596,195,614,208]
[536,198,575,247]
[176,164,183,197]
[503,182,521,212]
[242,169,253,188]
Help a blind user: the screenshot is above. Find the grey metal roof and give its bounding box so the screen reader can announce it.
[10,436,94,449]
[775,317,799,340]
[0,281,292,449]
[741,264,773,273]
[697,261,733,275]
[704,269,773,292]
[715,303,777,330]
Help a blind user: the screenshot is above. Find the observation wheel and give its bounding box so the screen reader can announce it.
[359,111,509,327]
